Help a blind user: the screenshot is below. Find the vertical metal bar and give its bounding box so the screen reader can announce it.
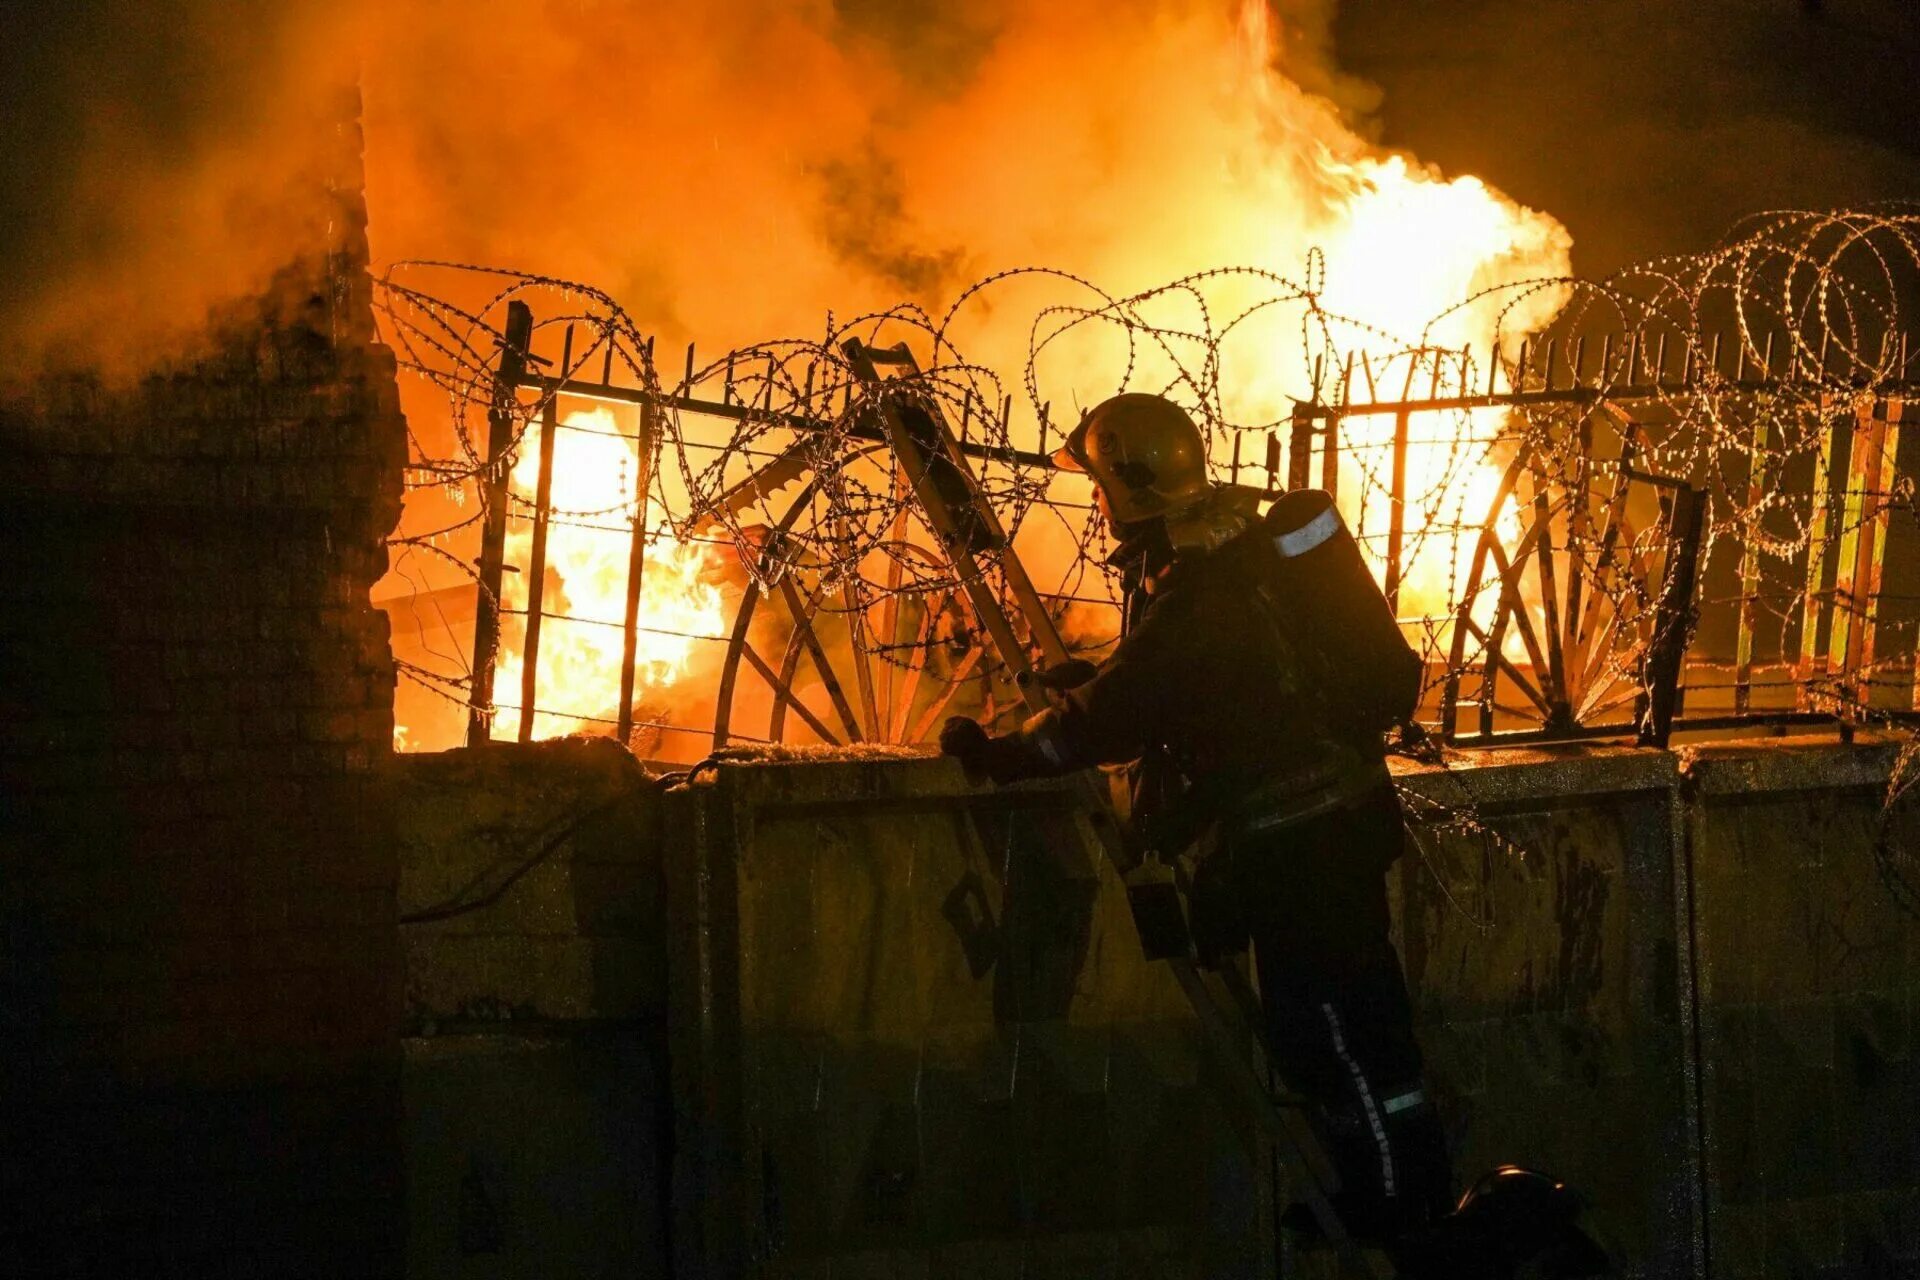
[1562,417,1594,685]
[1859,398,1901,698]
[1835,397,1899,713]
[1827,409,1870,693]
[617,395,660,747]
[1288,404,1316,491]
[834,514,881,740]
[1534,480,1568,719]
[467,299,535,747]
[1640,485,1707,748]
[1796,399,1842,705]
[517,393,561,742]
[1734,414,1770,713]
[1383,409,1412,611]
[878,462,911,737]
[1319,411,1339,497]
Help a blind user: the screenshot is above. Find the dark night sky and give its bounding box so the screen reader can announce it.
[1334,0,1920,275]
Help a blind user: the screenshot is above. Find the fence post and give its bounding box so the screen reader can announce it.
[618,394,660,747]
[1288,403,1316,491]
[517,393,560,742]
[467,300,535,747]
[1796,397,1843,708]
[1639,484,1707,748]
[1319,412,1340,498]
[1831,395,1903,715]
[1733,414,1770,714]
[1383,408,1411,611]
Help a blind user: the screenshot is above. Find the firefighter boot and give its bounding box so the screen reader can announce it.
[1282,1080,1453,1245]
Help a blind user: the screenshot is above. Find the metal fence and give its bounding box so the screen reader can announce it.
[374,211,1920,758]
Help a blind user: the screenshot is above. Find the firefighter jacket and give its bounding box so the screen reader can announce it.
[1004,521,1388,841]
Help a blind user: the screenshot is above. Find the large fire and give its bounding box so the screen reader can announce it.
[490,406,728,743]
[376,0,1572,754]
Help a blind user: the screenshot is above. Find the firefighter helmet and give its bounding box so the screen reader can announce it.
[1055,393,1212,524]
[1450,1166,1609,1276]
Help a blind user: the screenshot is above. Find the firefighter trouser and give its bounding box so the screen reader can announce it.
[1224,780,1454,1234]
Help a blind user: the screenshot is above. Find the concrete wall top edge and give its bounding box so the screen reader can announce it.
[670,752,1070,812]
[665,735,1909,813]
[1392,743,1679,807]
[1679,734,1902,796]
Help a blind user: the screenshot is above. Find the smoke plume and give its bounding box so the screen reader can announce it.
[4,1,1570,381]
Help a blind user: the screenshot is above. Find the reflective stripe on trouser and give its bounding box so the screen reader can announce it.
[1322,1001,1396,1199]
[1273,989,1451,1224]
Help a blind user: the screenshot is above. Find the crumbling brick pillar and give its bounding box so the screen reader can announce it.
[0,99,410,1277]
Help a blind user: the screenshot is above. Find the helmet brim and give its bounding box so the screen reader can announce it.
[1052,418,1090,472]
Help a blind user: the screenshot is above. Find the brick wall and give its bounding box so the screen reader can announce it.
[0,102,410,1277]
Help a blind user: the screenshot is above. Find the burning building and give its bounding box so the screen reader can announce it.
[6,2,1920,1278]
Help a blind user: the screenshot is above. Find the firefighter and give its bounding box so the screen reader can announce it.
[938,391,1453,1244]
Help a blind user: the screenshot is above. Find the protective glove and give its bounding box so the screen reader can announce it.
[939,715,1044,785]
[939,716,993,783]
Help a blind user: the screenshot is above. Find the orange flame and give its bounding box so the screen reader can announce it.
[491,406,727,744]
[378,0,1575,753]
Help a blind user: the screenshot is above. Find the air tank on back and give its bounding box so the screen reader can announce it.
[1260,489,1423,736]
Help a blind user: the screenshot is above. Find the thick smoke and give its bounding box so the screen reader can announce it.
[4,0,1568,380]
[0,1,355,378]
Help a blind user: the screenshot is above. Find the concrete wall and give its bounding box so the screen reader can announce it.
[391,737,669,1279]
[0,97,409,1277]
[658,741,1920,1280]
[663,755,1279,1280]
[1394,750,1697,1278]
[1685,743,1920,1277]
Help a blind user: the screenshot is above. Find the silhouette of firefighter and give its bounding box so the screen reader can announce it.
[941,393,1606,1275]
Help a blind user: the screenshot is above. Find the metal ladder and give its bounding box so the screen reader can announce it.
[842,338,1394,1279]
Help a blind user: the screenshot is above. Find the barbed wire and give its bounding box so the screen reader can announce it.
[371,208,1920,767]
